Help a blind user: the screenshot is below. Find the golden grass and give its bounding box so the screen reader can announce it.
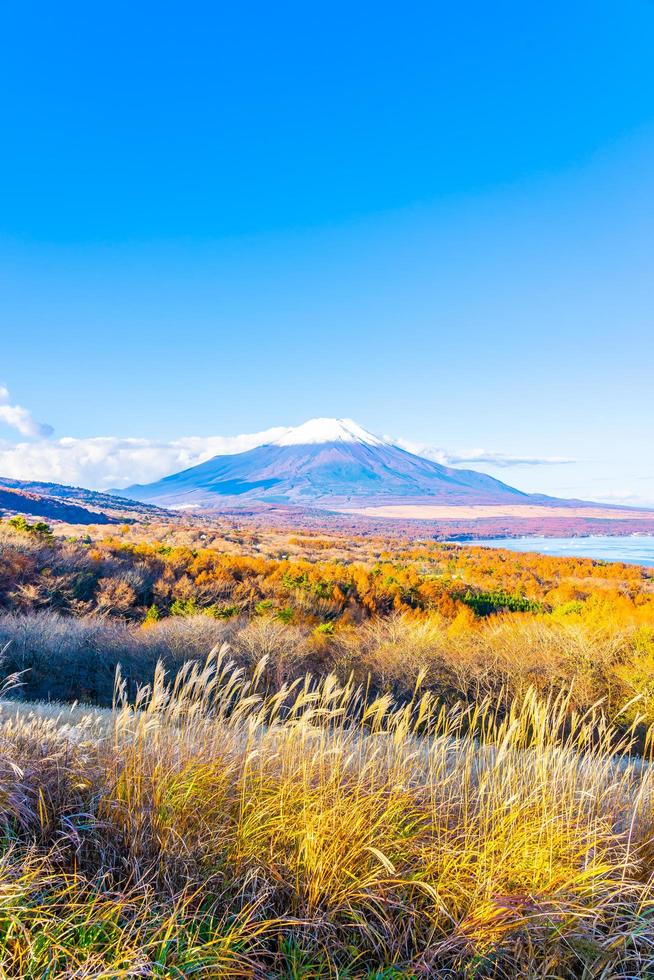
[2,650,654,976]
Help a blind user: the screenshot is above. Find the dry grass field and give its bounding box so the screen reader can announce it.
[2,649,654,977]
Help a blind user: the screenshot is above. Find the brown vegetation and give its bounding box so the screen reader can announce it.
[2,517,654,974]
[2,652,654,975]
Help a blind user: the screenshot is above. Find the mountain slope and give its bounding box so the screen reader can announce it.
[0,486,118,525]
[121,418,549,511]
[0,477,171,524]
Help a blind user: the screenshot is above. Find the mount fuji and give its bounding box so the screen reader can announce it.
[120,418,555,511]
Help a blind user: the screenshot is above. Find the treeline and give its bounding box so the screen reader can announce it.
[1,519,652,627]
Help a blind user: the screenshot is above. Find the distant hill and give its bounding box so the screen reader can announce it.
[0,486,119,525]
[0,478,171,525]
[120,417,559,511]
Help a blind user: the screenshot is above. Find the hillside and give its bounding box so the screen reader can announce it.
[0,486,120,525]
[0,477,172,525]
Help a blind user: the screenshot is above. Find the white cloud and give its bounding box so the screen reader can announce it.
[0,386,54,439]
[584,490,652,507]
[0,428,288,490]
[391,437,574,468]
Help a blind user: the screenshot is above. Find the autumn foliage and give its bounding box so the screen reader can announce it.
[1,517,653,726]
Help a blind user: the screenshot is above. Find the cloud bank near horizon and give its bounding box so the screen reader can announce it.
[391,437,575,469]
[0,429,289,490]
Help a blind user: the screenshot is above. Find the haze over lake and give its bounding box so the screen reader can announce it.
[459,536,654,567]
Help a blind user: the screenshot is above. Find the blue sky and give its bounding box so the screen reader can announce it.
[1,1,653,501]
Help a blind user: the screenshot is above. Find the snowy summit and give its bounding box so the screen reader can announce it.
[270,418,384,447]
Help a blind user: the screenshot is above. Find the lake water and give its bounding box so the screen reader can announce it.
[455,536,654,567]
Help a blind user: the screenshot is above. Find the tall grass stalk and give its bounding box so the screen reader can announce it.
[1,646,654,976]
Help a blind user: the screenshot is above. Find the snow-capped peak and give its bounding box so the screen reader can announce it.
[271,417,385,447]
